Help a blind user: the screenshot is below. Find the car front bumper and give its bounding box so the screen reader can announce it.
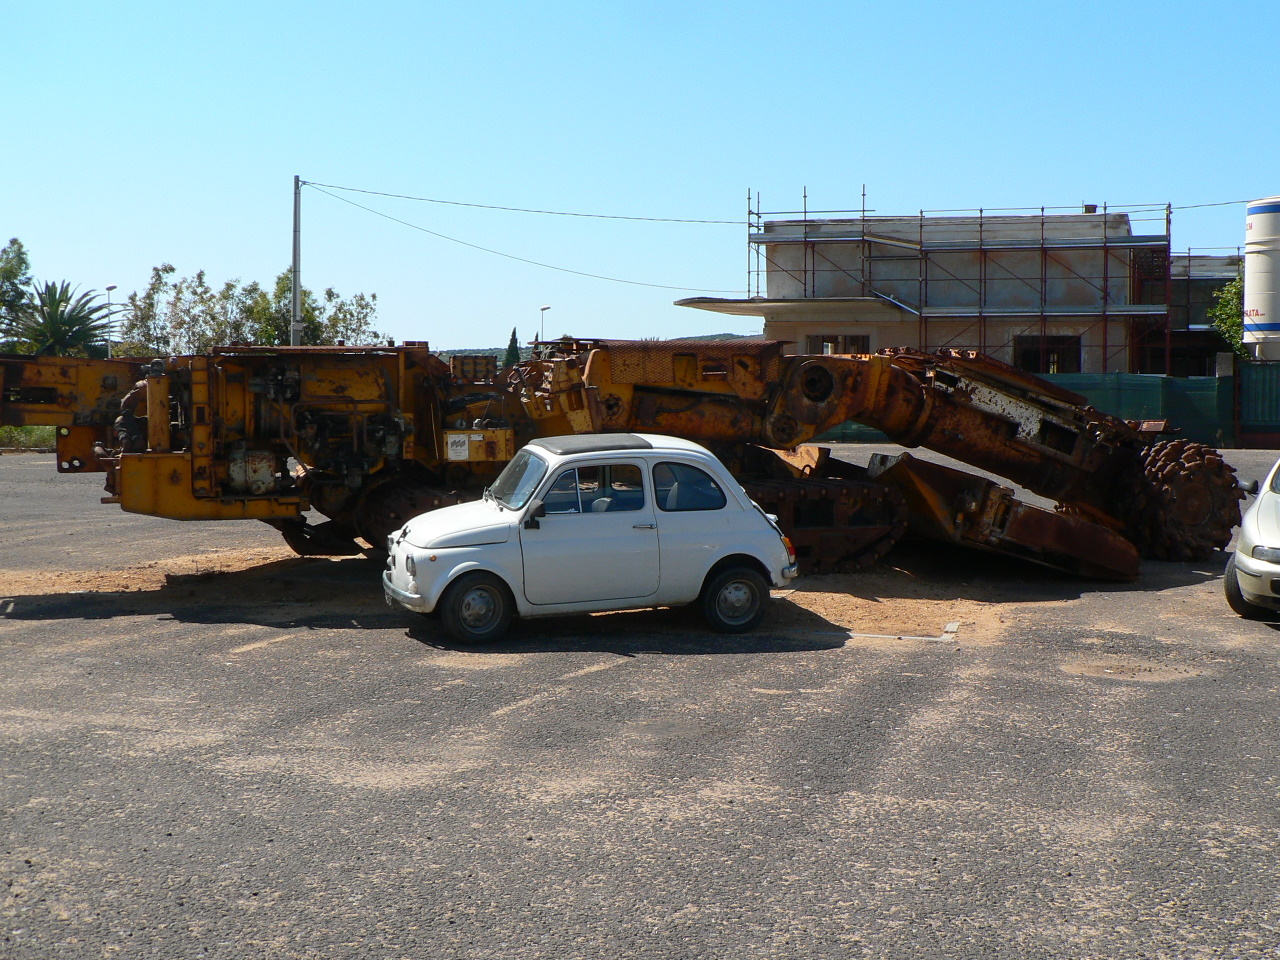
[383,570,430,613]
[1232,551,1280,608]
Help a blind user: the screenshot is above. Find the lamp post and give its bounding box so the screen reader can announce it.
[105,285,118,357]
[540,305,550,341]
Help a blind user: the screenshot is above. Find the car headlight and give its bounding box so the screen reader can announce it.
[405,553,416,577]
[1251,545,1280,564]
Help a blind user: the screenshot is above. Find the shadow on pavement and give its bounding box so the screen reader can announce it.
[407,597,851,656]
[0,556,403,630]
[851,538,1228,605]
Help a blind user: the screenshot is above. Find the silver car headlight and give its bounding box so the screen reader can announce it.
[405,553,416,577]
[1252,545,1280,564]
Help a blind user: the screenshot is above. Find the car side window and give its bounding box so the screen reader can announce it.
[544,468,585,514]
[653,462,727,512]
[600,463,644,512]
[543,463,647,514]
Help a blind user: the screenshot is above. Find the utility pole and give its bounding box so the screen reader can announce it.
[291,175,302,346]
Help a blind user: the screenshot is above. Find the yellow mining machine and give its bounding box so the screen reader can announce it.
[0,337,1243,581]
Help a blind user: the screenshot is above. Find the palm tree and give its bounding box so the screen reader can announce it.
[3,281,119,356]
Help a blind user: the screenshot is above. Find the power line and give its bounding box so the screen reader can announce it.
[1172,199,1252,210]
[305,184,742,294]
[302,180,743,225]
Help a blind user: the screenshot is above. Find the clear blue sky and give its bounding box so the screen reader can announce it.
[3,1,1275,350]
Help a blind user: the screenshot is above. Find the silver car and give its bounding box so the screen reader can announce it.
[1225,458,1280,618]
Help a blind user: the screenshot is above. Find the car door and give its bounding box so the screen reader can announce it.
[651,459,735,601]
[520,460,659,605]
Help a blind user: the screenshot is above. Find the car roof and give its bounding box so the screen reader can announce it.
[526,433,712,458]
[527,434,653,456]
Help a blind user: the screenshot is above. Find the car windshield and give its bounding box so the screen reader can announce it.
[488,449,549,509]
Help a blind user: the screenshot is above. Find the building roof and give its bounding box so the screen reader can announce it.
[675,297,902,317]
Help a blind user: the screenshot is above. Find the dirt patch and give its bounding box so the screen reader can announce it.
[1060,657,1206,682]
[0,548,316,597]
[773,566,1009,646]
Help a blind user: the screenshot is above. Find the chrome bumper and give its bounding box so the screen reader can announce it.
[382,570,429,612]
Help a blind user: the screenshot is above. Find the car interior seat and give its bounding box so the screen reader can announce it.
[664,482,680,511]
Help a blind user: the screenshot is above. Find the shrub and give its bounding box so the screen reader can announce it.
[0,425,55,448]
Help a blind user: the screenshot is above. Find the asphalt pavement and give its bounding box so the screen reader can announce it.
[3,449,1279,959]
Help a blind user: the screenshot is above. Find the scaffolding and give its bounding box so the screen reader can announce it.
[745,196,1175,374]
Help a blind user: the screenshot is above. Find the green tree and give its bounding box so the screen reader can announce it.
[117,266,384,354]
[319,288,382,345]
[0,238,32,341]
[503,328,520,367]
[2,281,117,356]
[1208,275,1247,358]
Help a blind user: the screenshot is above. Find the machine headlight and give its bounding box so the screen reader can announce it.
[1252,545,1280,564]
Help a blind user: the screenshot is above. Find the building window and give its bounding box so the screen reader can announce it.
[805,334,871,355]
[1014,335,1081,374]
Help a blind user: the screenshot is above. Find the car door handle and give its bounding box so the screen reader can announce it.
[633,523,656,529]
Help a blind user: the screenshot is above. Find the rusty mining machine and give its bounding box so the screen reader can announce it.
[0,337,1243,581]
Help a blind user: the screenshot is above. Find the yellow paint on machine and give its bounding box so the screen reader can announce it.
[116,453,304,520]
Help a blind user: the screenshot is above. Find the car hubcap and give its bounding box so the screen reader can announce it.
[459,587,498,630]
[717,580,756,623]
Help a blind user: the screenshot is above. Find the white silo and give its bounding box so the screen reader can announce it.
[1245,195,1280,359]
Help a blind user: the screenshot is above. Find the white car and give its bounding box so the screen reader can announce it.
[1225,458,1280,619]
[383,433,799,643]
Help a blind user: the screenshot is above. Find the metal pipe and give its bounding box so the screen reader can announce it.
[291,175,302,346]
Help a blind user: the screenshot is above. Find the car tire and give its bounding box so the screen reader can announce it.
[439,572,514,644]
[1224,554,1270,620]
[701,566,769,633]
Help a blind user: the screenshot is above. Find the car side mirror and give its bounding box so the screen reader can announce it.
[1242,478,1261,496]
[524,499,546,529]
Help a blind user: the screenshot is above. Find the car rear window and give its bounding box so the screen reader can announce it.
[653,462,726,512]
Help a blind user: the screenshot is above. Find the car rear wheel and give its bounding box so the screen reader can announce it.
[1224,554,1271,620]
[701,566,768,633]
[439,572,514,643]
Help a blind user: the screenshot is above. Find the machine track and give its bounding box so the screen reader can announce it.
[741,476,908,574]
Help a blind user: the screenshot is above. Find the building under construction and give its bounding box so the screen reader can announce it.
[680,202,1237,376]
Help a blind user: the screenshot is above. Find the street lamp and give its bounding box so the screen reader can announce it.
[540,305,550,341]
[105,285,118,357]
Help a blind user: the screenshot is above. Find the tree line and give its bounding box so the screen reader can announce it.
[0,237,385,357]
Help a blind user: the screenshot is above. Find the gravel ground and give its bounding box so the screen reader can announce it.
[3,448,1280,959]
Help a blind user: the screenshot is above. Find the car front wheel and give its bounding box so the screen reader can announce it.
[439,572,514,643]
[701,566,769,633]
[1224,554,1271,620]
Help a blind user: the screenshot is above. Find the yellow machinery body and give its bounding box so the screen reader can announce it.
[1,336,1243,577]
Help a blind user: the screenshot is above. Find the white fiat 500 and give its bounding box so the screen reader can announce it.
[383,433,798,643]
[1225,457,1280,619]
